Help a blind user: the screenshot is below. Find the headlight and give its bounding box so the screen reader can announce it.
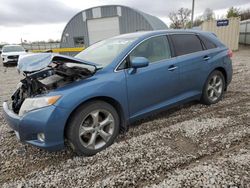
[18,95,61,116]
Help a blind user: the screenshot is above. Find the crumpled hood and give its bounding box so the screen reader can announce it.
[17,53,98,73]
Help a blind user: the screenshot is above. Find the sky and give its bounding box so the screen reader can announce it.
[0,0,250,44]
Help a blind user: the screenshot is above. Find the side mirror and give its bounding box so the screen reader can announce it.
[129,57,149,74]
[131,57,149,69]
[0,50,2,54]
[25,49,29,52]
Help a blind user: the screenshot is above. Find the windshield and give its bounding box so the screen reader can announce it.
[2,46,25,53]
[75,37,137,67]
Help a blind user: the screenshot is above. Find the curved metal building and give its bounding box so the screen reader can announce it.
[60,5,167,52]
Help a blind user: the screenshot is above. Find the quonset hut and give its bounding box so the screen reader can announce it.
[60,5,167,55]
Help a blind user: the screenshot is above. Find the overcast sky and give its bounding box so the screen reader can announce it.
[0,0,250,43]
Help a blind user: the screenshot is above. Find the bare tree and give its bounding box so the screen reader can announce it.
[203,8,215,21]
[169,12,181,29]
[169,8,191,29]
[193,16,203,27]
[240,8,250,21]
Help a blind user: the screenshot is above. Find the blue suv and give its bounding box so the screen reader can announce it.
[3,30,233,155]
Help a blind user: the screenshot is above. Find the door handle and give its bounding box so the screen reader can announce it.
[203,55,210,61]
[168,65,178,71]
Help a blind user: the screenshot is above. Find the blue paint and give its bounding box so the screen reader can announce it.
[3,30,233,151]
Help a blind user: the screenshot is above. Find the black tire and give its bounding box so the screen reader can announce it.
[66,100,120,156]
[201,70,226,105]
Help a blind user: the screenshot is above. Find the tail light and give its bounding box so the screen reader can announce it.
[227,49,233,58]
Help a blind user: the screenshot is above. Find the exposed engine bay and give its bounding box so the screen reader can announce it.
[11,53,97,114]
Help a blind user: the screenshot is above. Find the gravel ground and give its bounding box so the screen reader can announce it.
[0,46,250,187]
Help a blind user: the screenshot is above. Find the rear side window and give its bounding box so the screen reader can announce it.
[170,34,203,56]
[199,35,217,50]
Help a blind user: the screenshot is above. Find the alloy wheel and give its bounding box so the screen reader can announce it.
[207,74,223,102]
[78,109,115,150]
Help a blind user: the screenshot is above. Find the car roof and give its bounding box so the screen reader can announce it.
[112,29,223,47]
[113,29,214,40]
[3,44,23,47]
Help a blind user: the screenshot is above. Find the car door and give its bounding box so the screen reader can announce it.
[124,35,180,120]
[169,34,210,97]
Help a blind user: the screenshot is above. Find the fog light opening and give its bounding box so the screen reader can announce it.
[37,133,45,142]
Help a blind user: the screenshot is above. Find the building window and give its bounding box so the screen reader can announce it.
[74,37,84,47]
[92,7,101,18]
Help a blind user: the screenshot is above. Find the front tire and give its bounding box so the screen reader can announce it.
[201,70,225,105]
[66,101,120,156]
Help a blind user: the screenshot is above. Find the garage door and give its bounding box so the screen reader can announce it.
[87,17,120,45]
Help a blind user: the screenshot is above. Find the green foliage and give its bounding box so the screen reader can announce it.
[226,7,240,18]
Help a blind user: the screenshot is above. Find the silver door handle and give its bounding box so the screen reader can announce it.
[168,66,178,71]
[203,56,210,61]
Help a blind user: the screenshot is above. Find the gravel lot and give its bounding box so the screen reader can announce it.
[0,46,249,187]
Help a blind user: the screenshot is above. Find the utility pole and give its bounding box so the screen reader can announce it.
[191,0,195,28]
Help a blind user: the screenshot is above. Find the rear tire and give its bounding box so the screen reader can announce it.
[201,70,225,105]
[66,100,120,156]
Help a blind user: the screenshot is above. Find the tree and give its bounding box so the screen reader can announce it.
[226,7,240,18]
[169,8,191,29]
[240,8,250,21]
[193,16,203,27]
[203,8,215,21]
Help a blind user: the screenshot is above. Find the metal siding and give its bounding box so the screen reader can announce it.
[61,5,168,55]
[61,13,87,56]
[239,19,250,45]
[119,6,152,34]
[201,17,240,50]
[247,33,250,44]
[101,6,117,17]
[139,11,167,30]
[86,9,93,19]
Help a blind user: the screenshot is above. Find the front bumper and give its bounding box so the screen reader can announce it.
[2,56,18,64]
[3,102,70,151]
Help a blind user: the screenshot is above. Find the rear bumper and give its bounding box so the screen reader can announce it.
[2,102,70,151]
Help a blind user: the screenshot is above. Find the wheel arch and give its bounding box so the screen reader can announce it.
[64,96,127,138]
[213,67,228,90]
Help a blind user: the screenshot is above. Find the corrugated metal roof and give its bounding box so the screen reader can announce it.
[60,5,168,54]
[240,19,250,24]
[136,10,167,30]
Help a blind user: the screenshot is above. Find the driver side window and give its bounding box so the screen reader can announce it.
[130,35,171,64]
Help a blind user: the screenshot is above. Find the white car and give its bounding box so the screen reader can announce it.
[1,45,27,66]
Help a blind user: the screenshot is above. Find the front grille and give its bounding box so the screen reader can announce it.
[8,55,19,59]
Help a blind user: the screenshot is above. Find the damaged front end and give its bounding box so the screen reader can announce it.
[12,53,97,114]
